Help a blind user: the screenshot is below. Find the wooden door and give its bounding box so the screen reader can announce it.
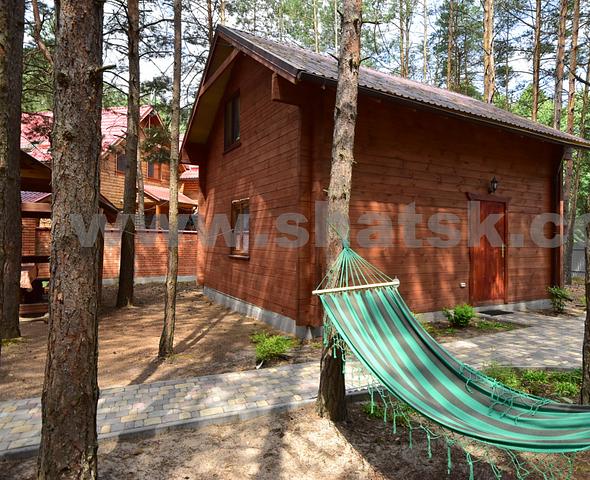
[470,200,506,304]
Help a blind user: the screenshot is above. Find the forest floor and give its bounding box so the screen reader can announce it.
[0,283,322,402]
[3,402,589,480]
[0,403,590,480]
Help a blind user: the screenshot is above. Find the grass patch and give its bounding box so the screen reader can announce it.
[250,332,297,363]
[483,363,582,400]
[475,320,516,331]
[1,337,23,347]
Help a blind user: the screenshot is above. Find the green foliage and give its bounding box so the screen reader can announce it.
[483,363,521,390]
[442,303,475,328]
[546,286,572,313]
[475,320,515,331]
[430,0,483,93]
[483,364,582,400]
[250,331,297,362]
[141,126,171,165]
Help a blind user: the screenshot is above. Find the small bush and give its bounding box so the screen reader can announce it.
[547,285,572,313]
[442,304,475,328]
[483,363,522,390]
[554,381,579,398]
[250,332,296,363]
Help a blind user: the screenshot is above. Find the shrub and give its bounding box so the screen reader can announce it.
[554,381,579,398]
[250,332,296,363]
[483,363,522,390]
[547,286,572,313]
[442,303,475,328]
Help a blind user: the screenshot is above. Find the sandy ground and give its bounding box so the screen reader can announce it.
[4,403,576,480]
[0,283,321,402]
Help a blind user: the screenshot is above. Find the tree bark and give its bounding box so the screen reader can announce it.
[0,0,25,347]
[207,0,213,46]
[483,0,495,103]
[220,0,226,26]
[36,0,103,476]
[579,57,590,405]
[399,0,406,77]
[116,0,140,308]
[553,0,568,130]
[531,0,541,121]
[159,0,181,358]
[313,0,320,53]
[137,150,145,230]
[334,0,339,51]
[447,0,455,90]
[423,0,428,81]
[563,0,581,285]
[316,0,362,422]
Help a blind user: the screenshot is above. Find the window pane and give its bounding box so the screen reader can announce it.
[117,153,127,172]
[147,162,155,178]
[233,96,240,142]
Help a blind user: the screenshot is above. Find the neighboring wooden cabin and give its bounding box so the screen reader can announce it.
[183,26,590,336]
[21,106,200,213]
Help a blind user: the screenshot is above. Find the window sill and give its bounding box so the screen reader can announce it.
[223,140,241,154]
[228,254,249,260]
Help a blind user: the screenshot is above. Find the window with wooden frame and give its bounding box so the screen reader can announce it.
[224,93,240,150]
[147,161,159,179]
[231,198,249,258]
[116,153,127,173]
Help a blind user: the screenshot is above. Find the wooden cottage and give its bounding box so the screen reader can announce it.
[183,26,590,336]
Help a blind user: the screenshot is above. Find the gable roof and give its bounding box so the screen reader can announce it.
[143,184,198,206]
[180,165,199,180]
[185,26,590,150]
[21,191,51,203]
[21,105,157,163]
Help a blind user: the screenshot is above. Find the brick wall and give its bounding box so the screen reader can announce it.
[102,229,198,281]
[23,224,198,283]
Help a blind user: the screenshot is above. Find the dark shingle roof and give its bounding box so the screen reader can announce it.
[219,26,590,149]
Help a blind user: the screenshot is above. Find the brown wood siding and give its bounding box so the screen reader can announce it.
[99,116,171,210]
[302,92,561,321]
[197,57,302,322]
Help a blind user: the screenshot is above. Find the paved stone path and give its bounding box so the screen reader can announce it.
[0,311,584,459]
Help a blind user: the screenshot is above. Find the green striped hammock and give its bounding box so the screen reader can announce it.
[313,247,590,478]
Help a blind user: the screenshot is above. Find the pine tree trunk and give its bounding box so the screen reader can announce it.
[563,0,580,285]
[423,0,428,81]
[159,0,181,358]
[582,193,590,404]
[116,0,140,308]
[313,0,320,53]
[0,0,24,343]
[399,0,405,77]
[137,152,145,230]
[207,0,213,46]
[483,0,495,103]
[36,0,103,477]
[531,0,541,121]
[553,0,568,130]
[334,0,339,51]
[447,0,455,90]
[0,0,25,348]
[578,54,590,405]
[316,0,362,422]
[220,0,226,26]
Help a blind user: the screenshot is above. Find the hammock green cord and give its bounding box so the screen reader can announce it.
[314,246,590,479]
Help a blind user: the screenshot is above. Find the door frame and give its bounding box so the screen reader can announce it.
[466,192,511,306]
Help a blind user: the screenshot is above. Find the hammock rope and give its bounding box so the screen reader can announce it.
[313,246,590,479]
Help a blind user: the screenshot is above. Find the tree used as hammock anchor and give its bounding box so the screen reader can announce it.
[313,246,590,479]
